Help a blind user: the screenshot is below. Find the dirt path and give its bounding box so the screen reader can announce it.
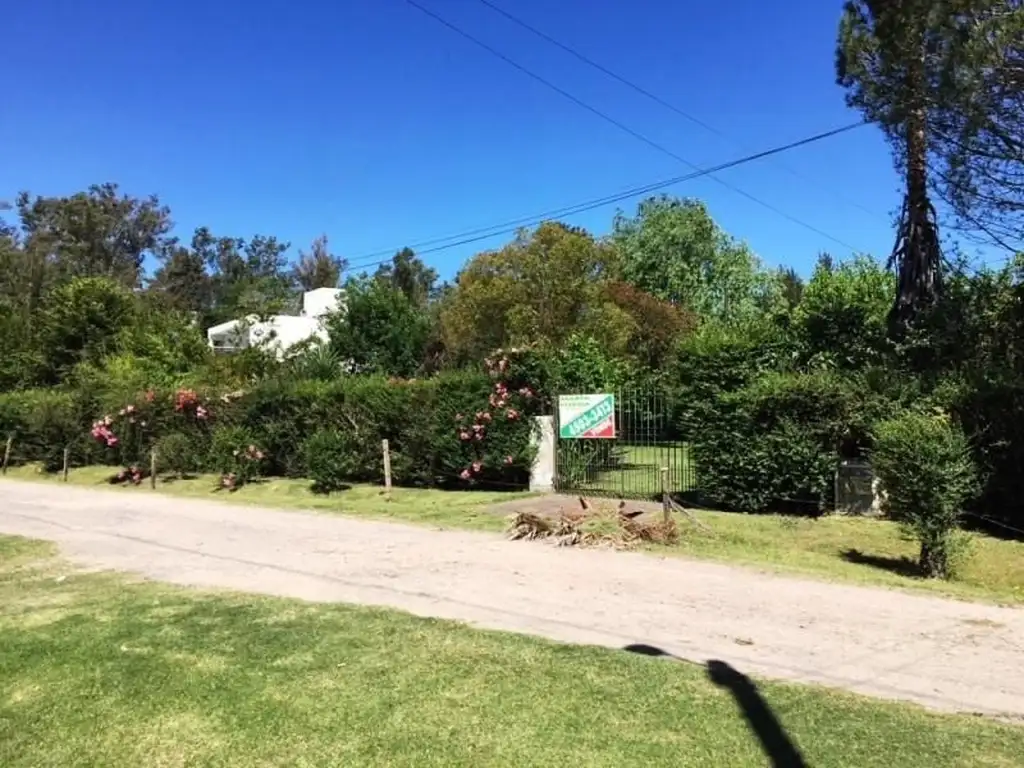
[2,480,1022,718]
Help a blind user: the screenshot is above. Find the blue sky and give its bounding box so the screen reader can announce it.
[0,0,989,280]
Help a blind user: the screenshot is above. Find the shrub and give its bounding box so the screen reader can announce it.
[209,426,267,490]
[304,430,363,493]
[155,432,199,478]
[871,411,978,579]
[0,390,93,472]
[689,372,891,513]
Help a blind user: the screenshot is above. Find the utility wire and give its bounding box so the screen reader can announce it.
[340,121,866,276]
[472,0,884,221]
[403,0,866,253]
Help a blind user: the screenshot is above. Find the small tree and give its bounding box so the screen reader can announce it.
[871,411,977,578]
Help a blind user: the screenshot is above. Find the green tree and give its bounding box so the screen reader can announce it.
[35,277,138,383]
[441,222,618,362]
[294,235,346,291]
[15,183,171,290]
[924,2,1024,249]
[796,254,894,369]
[375,247,438,308]
[326,276,431,377]
[835,1,1011,331]
[611,196,780,323]
[149,240,212,315]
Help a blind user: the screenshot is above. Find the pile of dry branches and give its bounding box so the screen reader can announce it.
[507,497,679,549]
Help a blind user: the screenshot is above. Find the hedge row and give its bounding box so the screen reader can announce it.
[0,368,539,491]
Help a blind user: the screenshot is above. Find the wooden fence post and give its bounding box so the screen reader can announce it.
[150,449,158,489]
[1,435,12,475]
[382,439,392,500]
[660,467,670,524]
[62,446,70,482]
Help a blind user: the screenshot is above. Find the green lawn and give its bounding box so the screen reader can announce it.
[1,535,1021,767]
[557,443,696,498]
[7,463,1024,605]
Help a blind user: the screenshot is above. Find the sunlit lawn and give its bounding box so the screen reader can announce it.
[7,463,1024,605]
[1,535,1022,768]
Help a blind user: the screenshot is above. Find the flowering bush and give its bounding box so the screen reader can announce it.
[446,352,539,487]
[210,426,266,491]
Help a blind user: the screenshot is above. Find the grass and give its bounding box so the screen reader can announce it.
[1,535,1022,767]
[560,443,696,498]
[3,463,528,532]
[7,462,1024,605]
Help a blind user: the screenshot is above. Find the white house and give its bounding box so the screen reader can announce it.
[206,287,343,358]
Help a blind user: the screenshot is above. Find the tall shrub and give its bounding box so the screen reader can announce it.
[871,412,978,579]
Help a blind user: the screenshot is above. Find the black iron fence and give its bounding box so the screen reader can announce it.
[553,388,697,500]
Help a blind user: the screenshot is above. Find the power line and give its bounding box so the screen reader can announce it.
[341,121,867,276]
[471,0,885,222]
[403,0,867,254]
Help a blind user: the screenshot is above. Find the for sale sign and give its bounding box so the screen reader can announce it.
[558,394,616,439]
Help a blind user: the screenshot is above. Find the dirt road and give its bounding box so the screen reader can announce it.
[1,480,1022,717]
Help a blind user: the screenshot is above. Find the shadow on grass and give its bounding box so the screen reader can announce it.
[707,660,808,768]
[842,548,922,578]
[622,643,680,659]
[623,646,807,767]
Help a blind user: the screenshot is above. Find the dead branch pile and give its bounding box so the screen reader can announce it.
[507,498,679,549]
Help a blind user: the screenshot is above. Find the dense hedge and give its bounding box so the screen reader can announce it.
[0,369,538,491]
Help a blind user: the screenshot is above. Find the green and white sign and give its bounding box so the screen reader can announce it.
[558,394,616,439]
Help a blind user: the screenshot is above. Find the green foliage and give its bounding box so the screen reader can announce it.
[326,276,431,378]
[36,277,138,384]
[688,372,891,514]
[796,254,894,369]
[612,196,783,323]
[304,430,362,493]
[871,411,978,578]
[293,235,345,292]
[0,390,90,472]
[155,432,200,478]
[440,222,619,362]
[209,426,266,489]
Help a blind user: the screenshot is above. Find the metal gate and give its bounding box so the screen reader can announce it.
[553,388,696,500]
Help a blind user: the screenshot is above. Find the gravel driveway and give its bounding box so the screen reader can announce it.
[1,480,1022,718]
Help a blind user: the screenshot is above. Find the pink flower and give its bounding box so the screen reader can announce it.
[196,406,208,420]
[505,408,519,420]
[518,387,533,398]
[472,461,482,473]
[459,469,471,480]
[125,404,136,414]
[504,455,514,465]
[459,431,470,441]
[474,432,484,442]
[480,412,492,422]
[494,382,507,394]
[144,390,155,403]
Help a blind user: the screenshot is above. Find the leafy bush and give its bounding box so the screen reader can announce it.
[155,432,199,478]
[688,372,890,513]
[0,389,93,472]
[871,411,978,579]
[304,430,363,493]
[209,426,266,490]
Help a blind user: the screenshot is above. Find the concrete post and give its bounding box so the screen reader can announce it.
[529,415,555,493]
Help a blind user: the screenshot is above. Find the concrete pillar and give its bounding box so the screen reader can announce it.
[529,415,555,493]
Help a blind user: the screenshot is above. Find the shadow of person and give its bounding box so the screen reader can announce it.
[707,660,808,768]
[622,643,677,658]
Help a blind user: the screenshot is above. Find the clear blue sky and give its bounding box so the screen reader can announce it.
[0,0,987,280]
